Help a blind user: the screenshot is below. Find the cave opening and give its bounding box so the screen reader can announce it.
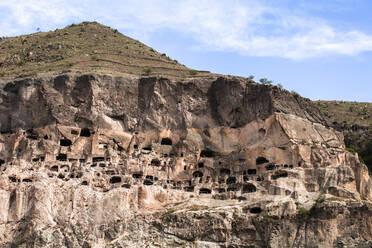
[132,173,143,179]
[250,207,262,214]
[161,138,172,145]
[122,184,131,189]
[199,188,211,194]
[93,157,105,163]
[144,180,154,185]
[271,171,288,180]
[151,159,160,166]
[193,171,203,178]
[200,149,216,158]
[265,164,275,170]
[220,168,231,176]
[60,139,72,146]
[259,128,266,136]
[9,176,17,182]
[71,130,79,135]
[256,157,269,165]
[198,162,204,168]
[247,169,257,175]
[80,128,91,137]
[184,186,194,192]
[227,186,239,192]
[56,154,67,161]
[242,183,257,193]
[143,145,152,151]
[256,177,264,182]
[26,129,38,140]
[218,188,226,193]
[226,177,236,184]
[110,176,122,184]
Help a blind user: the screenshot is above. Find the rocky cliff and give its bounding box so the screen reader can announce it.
[0,73,371,247]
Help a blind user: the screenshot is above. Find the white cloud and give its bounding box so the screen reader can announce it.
[1,0,372,59]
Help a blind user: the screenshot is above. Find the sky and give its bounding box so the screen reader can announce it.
[0,0,371,101]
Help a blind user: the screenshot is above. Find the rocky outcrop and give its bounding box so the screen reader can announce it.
[0,74,371,247]
[0,74,327,133]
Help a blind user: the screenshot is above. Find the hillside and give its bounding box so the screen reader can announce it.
[315,101,372,174]
[315,100,372,126]
[0,22,371,247]
[0,22,210,80]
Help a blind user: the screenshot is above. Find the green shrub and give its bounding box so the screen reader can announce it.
[142,67,152,75]
[316,196,325,204]
[259,78,272,85]
[189,70,198,76]
[16,59,25,66]
[265,216,275,223]
[298,207,311,221]
[247,75,254,80]
[0,72,4,77]
[346,146,357,153]
[291,90,300,98]
[166,208,176,214]
[91,55,99,61]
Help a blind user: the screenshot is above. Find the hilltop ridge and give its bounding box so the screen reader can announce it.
[0,22,210,80]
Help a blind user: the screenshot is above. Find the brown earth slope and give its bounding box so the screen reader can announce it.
[315,101,372,174]
[0,22,210,81]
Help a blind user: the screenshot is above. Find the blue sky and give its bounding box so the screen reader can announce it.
[0,0,371,101]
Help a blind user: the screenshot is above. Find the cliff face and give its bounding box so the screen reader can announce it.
[0,74,327,133]
[0,74,371,248]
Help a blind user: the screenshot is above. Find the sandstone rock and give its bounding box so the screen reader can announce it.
[0,74,370,247]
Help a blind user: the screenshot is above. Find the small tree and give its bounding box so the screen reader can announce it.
[259,78,272,85]
[291,90,300,98]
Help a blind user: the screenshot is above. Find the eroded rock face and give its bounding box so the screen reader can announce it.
[0,74,371,247]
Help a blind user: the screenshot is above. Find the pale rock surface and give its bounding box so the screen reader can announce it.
[0,74,371,247]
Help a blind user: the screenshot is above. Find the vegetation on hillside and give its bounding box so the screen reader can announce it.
[315,101,372,126]
[316,100,372,175]
[0,22,209,80]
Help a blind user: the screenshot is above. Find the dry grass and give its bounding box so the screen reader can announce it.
[0,21,210,81]
[315,100,372,126]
